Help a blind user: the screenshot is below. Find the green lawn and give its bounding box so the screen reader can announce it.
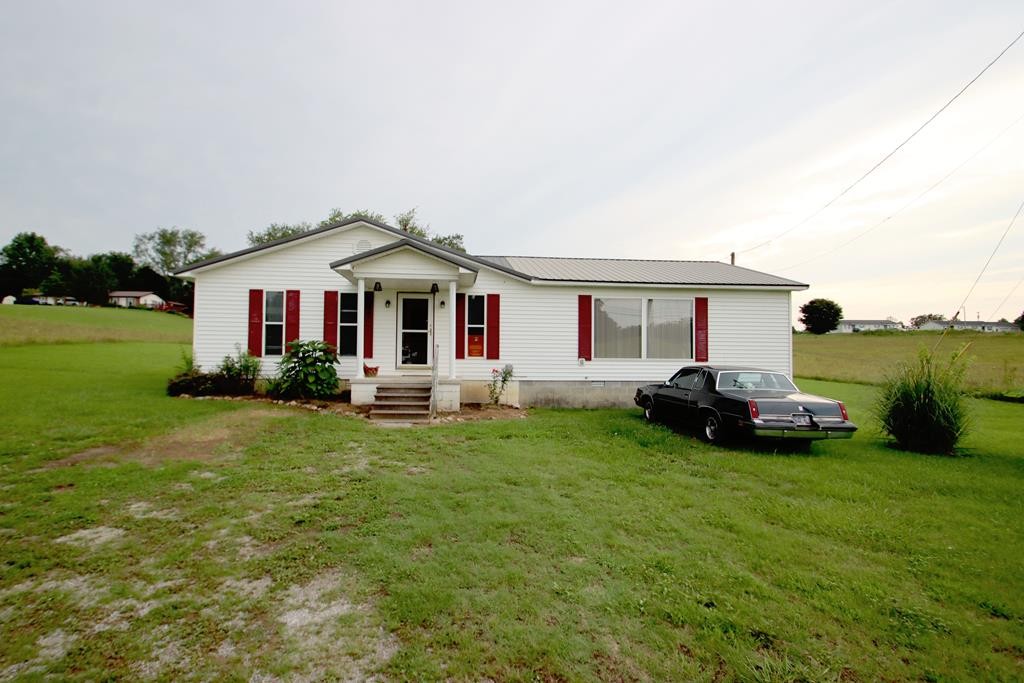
[794,330,1024,394]
[2,312,1023,680]
[0,305,192,346]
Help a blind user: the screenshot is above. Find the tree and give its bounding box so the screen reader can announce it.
[910,313,946,329]
[1015,311,1024,331]
[798,298,843,334]
[0,232,61,296]
[246,207,467,252]
[133,228,219,275]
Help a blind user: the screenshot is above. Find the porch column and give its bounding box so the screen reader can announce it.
[356,277,365,378]
[448,280,457,379]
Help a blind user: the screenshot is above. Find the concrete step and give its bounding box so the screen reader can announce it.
[373,400,431,408]
[374,391,431,399]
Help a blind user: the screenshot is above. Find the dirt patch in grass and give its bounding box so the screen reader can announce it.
[47,407,287,468]
[261,570,399,681]
[54,526,126,548]
[436,403,529,423]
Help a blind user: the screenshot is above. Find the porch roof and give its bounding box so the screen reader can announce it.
[330,239,479,289]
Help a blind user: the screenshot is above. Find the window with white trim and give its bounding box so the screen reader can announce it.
[593,297,694,359]
[594,298,641,358]
[466,294,486,357]
[647,298,693,359]
[264,291,284,356]
[338,293,358,357]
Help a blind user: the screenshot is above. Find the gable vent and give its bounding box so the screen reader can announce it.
[354,239,372,254]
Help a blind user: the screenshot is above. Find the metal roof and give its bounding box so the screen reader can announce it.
[476,256,807,287]
[108,290,158,297]
[329,239,479,271]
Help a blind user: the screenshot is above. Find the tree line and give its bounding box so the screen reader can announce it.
[1,207,464,308]
[0,229,218,307]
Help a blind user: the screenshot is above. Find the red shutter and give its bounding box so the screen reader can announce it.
[695,296,709,362]
[364,291,374,359]
[455,293,466,359]
[323,291,338,349]
[247,289,263,357]
[285,290,300,347]
[485,294,500,360]
[578,294,592,361]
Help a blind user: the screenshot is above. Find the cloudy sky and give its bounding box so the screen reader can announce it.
[2,1,1023,323]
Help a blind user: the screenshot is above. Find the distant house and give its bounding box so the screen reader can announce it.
[918,319,1019,333]
[108,291,165,308]
[833,319,904,333]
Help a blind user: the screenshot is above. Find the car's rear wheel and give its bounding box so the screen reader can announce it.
[703,413,723,444]
[643,399,656,423]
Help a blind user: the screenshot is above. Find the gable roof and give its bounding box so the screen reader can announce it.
[173,217,530,280]
[108,290,159,297]
[477,255,806,287]
[329,238,480,272]
[173,216,807,288]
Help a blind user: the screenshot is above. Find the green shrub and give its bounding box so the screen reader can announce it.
[874,346,971,454]
[269,340,339,399]
[217,346,261,395]
[167,370,220,397]
[166,346,261,397]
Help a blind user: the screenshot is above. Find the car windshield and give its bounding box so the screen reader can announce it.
[717,371,797,391]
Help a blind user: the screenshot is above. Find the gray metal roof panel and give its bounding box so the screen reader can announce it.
[476,256,806,287]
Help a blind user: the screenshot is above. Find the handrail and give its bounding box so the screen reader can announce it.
[430,343,439,419]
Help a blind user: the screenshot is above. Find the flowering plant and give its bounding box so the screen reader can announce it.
[488,364,514,405]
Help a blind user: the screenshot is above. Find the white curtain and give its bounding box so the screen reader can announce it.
[594,298,641,358]
[647,299,692,359]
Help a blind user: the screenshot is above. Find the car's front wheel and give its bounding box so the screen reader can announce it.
[643,399,656,423]
[703,412,723,444]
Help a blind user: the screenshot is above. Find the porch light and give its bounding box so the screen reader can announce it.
[385,299,391,309]
[373,282,382,292]
[430,283,439,294]
[439,300,446,309]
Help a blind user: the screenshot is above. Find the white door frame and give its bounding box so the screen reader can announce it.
[396,293,433,368]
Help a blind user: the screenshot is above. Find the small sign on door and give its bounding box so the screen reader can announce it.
[468,334,484,357]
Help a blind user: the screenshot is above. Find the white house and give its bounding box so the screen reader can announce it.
[833,319,904,333]
[108,291,165,308]
[918,319,1018,333]
[175,218,808,410]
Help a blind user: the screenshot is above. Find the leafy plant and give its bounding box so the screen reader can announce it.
[270,340,339,399]
[217,345,261,395]
[488,364,514,405]
[874,346,971,454]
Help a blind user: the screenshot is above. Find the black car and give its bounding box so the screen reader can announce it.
[634,366,857,443]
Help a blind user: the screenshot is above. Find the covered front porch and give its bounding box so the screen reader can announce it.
[329,239,480,411]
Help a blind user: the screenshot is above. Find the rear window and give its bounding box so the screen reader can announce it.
[717,371,796,391]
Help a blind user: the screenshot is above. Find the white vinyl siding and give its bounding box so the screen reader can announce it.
[189,222,797,380]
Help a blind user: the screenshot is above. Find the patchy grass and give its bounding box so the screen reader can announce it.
[2,337,1024,680]
[794,329,1024,394]
[0,306,191,346]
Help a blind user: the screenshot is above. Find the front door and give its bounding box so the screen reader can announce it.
[397,294,432,367]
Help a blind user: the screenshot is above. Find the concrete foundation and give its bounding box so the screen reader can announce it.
[518,380,639,408]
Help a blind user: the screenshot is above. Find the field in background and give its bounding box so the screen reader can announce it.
[1,307,1023,679]
[794,330,1023,394]
[0,305,192,346]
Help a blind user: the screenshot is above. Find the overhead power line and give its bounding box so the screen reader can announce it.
[934,196,1024,351]
[777,110,1024,272]
[736,27,1024,256]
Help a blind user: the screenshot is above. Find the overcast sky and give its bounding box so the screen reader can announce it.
[2,1,1023,323]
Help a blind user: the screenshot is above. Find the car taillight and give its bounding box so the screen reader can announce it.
[748,399,760,419]
[838,401,849,420]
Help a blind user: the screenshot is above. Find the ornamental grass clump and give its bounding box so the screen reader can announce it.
[269,340,339,399]
[874,345,971,455]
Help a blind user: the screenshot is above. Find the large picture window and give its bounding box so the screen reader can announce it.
[264,291,284,356]
[647,299,693,359]
[594,298,641,358]
[467,294,486,357]
[338,293,358,356]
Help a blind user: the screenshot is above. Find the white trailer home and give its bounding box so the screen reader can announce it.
[175,218,807,410]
